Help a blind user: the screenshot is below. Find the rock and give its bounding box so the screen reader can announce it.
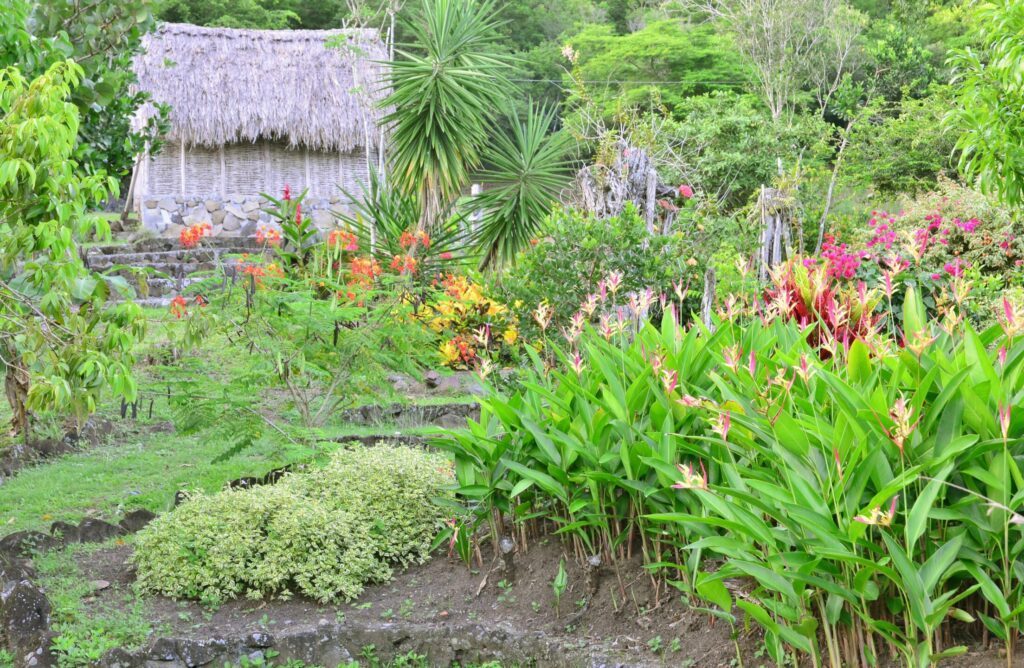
[423,370,441,389]
[183,210,211,227]
[19,630,58,667]
[0,532,55,559]
[311,209,334,230]
[147,638,178,661]
[0,558,35,586]
[388,374,417,394]
[222,214,242,232]
[89,580,111,591]
[204,200,220,213]
[49,521,80,544]
[239,220,258,237]
[144,200,158,209]
[175,639,226,667]
[157,198,177,211]
[0,581,51,648]
[162,223,185,240]
[210,209,226,226]
[245,632,274,648]
[141,208,167,233]
[242,200,260,213]
[76,518,123,543]
[224,204,246,220]
[98,647,138,668]
[246,210,260,221]
[119,509,157,533]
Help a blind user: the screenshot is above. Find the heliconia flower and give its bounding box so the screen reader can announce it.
[722,345,741,373]
[678,184,694,199]
[661,369,678,395]
[597,280,608,302]
[570,350,585,376]
[677,394,701,408]
[649,353,665,376]
[446,517,459,556]
[905,329,937,357]
[283,184,291,201]
[713,411,731,441]
[999,346,1008,367]
[477,358,494,380]
[606,270,623,295]
[748,350,757,377]
[637,287,656,312]
[672,461,707,490]
[533,301,553,332]
[833,447,843,480]
[598,314,614,340]
[854,496,898,526]
[581,293,600,316]
[999,403,1011,442]
[473,324,491,346]
[888,395,917,454]
[1002,296,1023,337]
[672,279,686,302]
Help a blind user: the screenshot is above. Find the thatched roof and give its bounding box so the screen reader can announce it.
[133,23,387,152]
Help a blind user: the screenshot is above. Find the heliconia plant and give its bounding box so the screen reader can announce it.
[439,271,1024,668]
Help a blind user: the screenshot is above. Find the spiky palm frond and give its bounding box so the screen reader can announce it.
[475,103,574,270]
[382,0,513,227]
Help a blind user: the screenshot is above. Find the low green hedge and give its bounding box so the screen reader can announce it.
[132,445,452,604]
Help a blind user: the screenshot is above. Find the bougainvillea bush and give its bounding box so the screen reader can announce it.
[440,269,1024,667]
[133,445,453,604]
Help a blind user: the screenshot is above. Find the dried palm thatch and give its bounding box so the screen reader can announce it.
[132,23,388,152]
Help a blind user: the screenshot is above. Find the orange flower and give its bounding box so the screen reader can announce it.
[399,229,431,250]
[328,230,359,252]
[390,254,418,274]
[169,295,188,318]
[179,223,211,248]
[255,225,281,247]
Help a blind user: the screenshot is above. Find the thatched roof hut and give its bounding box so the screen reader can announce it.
[131,23,388,235]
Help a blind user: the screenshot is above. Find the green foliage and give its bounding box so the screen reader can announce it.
[652,92,831,210]
[383,0,512,227]
[475,104,574,269]
[843,87,959,196]
[2,0,169,179]
[949,0,1024,207]
[497,205,696,339]
[441,278,1024,665]
[564,21,751,114]
[133,445,453,604]
[0,61,144,433]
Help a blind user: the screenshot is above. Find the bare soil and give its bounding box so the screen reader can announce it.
[76,539,762,666]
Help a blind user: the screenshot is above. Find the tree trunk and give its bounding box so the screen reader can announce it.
[1,341,29,436]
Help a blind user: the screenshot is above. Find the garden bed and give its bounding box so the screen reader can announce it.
[66,538,759,667]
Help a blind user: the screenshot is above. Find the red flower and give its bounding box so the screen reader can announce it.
[329,230,359,252]
[295,203,302,224]
[283,184,291,201]
[169,295,188,319]
[678,184,694,199]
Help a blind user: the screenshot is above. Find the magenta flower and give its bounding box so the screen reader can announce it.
[678,184,694,199]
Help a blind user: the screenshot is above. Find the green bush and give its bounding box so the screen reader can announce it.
[132,445,452,604]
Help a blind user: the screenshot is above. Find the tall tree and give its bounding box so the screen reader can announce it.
[948,0,1024,208]
[679,0,867,120]
[382,0,512,230]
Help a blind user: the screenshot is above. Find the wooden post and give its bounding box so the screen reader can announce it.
[219,145,226,195]
[701,267,716,332]
[179,138,186,197]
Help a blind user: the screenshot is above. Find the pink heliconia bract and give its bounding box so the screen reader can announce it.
[999,403,1011,442]
[854,496,899,526]
[714,410,731,441]
[672,460,707,490]
[999,346,1008,367]
[283,184,291,201]
[661,368,678,395]
[570,350,585,376]
[748,350,757,377]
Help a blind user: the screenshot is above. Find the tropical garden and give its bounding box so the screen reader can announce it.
[1,0,1024,666]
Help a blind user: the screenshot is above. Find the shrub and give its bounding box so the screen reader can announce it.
[497,204,696,340]
[133,445,453,604]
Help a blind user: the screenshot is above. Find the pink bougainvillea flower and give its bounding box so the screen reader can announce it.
[678,184,694,199]
[855,496,898,526]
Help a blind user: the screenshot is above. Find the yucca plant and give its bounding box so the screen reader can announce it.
[474,103,574,270]
[382,0,512,230]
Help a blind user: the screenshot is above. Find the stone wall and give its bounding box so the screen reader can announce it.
[139,195,349,239]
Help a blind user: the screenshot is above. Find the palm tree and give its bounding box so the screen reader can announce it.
[475,103,573,270]
[382,0,512,231]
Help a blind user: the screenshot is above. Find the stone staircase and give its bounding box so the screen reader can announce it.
[84,237,263,308]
